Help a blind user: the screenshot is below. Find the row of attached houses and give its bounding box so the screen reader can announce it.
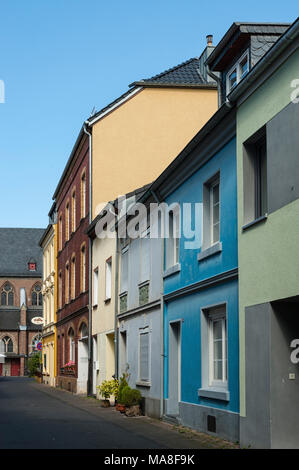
[40,17,299,448]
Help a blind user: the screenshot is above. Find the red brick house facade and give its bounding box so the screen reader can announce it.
[54,129,90,394]
[0,228,44,376]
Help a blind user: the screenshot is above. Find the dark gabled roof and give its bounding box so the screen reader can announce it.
[129,57,217,88]
[207,22,290,70]
[0,228,44,277]
[87,183,151,238]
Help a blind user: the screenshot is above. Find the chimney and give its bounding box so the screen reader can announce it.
[206,34,213,46]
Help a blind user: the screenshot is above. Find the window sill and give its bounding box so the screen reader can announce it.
[197,242,222,262]
[198,387,230,402]
[136,381,151,388]
[163,263,181,279]
[242,214,267,232]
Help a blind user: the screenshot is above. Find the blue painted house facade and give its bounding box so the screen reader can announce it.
[144,105,239,441]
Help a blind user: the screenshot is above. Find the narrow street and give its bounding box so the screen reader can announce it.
[0,377,237,449]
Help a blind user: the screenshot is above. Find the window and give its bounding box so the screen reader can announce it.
[120,247,128,294]
[65,202,70,241]
[139,330,150,382]
[254,139,267,219]
[59,215,63,250]
[80,245,86,292]
[28,262,36,271]
[105,258,112,301]
[58,271,62,309]
[72,190,76,232]
[44,354,47,371]
[226,50,249,94]
[1,283,14,306]
[68,328,75,363]
[243,127,267,225]
[71,256,76,300]
[81,171,86,219]
[80,323,88,339]
[200,305,228,396]
[139,283,149,306]
[32,284,42,306]
[1,336,13,353]
[93,268,99,306]
[203,174,220,249]
[65,262,70,304]
[165,207,180,269]
[140,231,150,283]
[119,293,128,314]
[210,179,220,245]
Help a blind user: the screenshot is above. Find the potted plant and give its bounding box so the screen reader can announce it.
[97,379,119,407]
[121,386,142,417]
[116,372,129,412]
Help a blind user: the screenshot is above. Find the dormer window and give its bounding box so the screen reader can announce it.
[28,260,36,271]
[226,50,249,95]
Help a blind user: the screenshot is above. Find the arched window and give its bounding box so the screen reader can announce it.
[1,336,13,353]
[80,323,88,339]
[72,189,76,232]
[81,171,86,219]
[58,271,62,309]
[32,284,42,306]
[68,328,75,362]
[1,283,14,306]
[71,256,76,300]
[80,245,86,292]
[65,262,70,304]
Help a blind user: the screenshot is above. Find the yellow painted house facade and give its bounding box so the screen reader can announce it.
[40,205,57,387]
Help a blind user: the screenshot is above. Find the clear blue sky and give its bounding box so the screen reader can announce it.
[0,0,297,228]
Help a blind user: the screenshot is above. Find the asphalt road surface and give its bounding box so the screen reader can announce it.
[0,377,237,449]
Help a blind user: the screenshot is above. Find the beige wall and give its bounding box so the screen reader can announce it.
[92,87,217,218]
[92,235,116,336]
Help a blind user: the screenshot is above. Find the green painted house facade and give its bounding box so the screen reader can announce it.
[228,19,299,448]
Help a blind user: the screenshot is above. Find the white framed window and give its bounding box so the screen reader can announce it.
[93,268,99,306]
[203,173,220,249]
[120,246,129,294]
[199,304,229,401]
[165,207,180,270]
[139,329,150,383]
[208,307,227,387]
[140,229,150,283]
[226,50,249,95]
[210,178,220,245]
[105,258,112,301]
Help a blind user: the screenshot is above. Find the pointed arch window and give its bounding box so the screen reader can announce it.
[1,336,13,353]
[1,283,14,306]
[31,284,42,306]
[81,171,86,219]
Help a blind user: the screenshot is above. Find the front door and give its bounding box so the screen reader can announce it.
[168,321,181,416]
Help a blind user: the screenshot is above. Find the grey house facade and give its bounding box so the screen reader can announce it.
[117,198,163,418]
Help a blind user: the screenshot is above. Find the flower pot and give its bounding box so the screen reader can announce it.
[100,399,110,408]
[117,404,126,413]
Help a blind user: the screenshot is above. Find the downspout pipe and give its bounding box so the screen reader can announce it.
[206,64,222,108]
[114,226,120,380]
[83,122,93,396]
[150,189,165,419]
